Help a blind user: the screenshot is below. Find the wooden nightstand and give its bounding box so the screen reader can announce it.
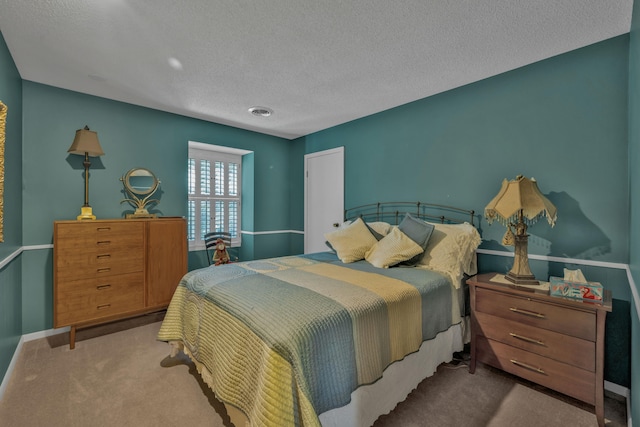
[467,273,612,427]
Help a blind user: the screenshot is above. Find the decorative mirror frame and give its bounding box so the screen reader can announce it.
[0,101,6,242]
[120,167,160,218]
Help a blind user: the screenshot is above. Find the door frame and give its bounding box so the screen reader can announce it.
[304,147,345,253]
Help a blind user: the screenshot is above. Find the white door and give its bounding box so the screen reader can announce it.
[304,147,344,253]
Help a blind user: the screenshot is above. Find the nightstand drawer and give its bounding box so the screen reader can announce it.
[475,311,595,371]
[476,336,595,405]
[476,287,595,341]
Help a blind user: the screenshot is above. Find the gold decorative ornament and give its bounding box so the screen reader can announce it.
[0,101,5,241]
[120,167,160,218]
[501,226,515,246]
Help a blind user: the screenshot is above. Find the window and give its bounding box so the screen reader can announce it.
[188,142,247,250]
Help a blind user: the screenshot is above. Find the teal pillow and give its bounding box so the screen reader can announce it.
[398,213,434,265]
[364,221,385,240]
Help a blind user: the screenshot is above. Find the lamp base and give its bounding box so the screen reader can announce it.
[77,206,96,220]
[505,271,539,286]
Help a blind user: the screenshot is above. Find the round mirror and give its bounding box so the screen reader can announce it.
[124,168,159,196]
[120,168,160,218]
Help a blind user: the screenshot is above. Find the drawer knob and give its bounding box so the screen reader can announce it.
[97,304,111,310]
[97,254,111,260]
[97,268,111,273]
[510,359,546,374]
[509,307,545,318]
[96,284,112,291]
[509,332,545,346]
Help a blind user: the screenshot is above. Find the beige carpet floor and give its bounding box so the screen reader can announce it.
[0,314,627,427]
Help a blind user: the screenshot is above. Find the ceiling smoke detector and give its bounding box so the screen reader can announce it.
[248,106,273,117]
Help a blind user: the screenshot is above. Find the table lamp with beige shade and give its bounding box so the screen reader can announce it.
[67,125,104,220]
[484,175,557,285]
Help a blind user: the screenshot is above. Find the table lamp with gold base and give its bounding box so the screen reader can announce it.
[67,126,104,220]
[485,175,557,286]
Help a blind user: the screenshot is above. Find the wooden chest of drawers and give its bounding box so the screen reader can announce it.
[54,218,187,348]
[468,273,612,427]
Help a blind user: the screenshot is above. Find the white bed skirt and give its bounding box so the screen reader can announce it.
[319,321,465,427]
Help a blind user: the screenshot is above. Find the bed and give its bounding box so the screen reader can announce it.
[158,202,481,427]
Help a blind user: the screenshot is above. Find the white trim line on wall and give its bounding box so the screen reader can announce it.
[0,245,53,270]
[189,230,304,251]
[0,248,22,270]
[0,248,635,413]
[241,229,304,235]
[477,249,640,325]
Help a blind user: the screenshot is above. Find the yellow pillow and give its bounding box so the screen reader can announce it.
[324,218,378,263]
[365,227,423,268]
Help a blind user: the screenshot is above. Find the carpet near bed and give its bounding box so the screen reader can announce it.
[0,315,626,427]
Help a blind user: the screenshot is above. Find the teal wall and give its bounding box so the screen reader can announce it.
[628,1,640,423]
[304,36,629,267]
[302,35,634,389]
[304,35,630,286]
[1,23,638,422]
[18,81,302,333]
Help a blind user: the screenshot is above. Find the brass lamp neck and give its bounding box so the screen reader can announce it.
[83,152,91,207]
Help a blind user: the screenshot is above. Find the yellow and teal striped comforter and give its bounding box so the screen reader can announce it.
[158,252,460,427]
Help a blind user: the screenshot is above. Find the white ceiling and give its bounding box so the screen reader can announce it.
[0,1,633,140]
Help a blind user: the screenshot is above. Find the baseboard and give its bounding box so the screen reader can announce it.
[21,326,70,342]
[0,326,70,401]
[0,335,24,401]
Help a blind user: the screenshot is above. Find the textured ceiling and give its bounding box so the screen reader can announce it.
[0,1,633,139]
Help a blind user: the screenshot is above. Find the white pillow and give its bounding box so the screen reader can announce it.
[324,218,378,263]
[365,227,423,268]
[418,222,481,287]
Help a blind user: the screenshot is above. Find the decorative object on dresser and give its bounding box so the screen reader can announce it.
[468,273,612,427]
[53,217,187,349]
[67,126,105,220]
[120,167,161,218]
[484,175,557,285]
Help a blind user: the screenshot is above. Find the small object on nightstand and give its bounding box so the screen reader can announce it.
[489,273,550,293]
[549,267,603,302]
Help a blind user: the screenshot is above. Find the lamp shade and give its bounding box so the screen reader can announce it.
[67,126,104,157]
[485,175,557,227]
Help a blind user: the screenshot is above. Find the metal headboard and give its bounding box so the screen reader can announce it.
[344,202,475,226]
